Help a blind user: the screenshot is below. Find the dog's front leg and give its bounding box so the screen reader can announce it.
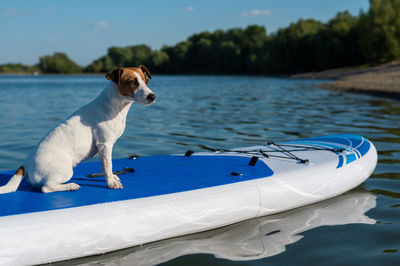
[98,143,123,189]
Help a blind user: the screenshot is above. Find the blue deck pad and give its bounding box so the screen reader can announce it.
[0,155,273,217]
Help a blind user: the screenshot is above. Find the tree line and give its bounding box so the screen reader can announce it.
[2,0,400,75]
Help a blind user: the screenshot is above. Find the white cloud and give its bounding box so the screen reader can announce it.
[90,21,110,30]
[41,6,55,14]
[242,9,272,17]
[186,6,194,12]
[261,10,272,16]
[0,7,24,18]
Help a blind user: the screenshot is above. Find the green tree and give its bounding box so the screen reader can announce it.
[268,19,323,73]
[84,55,115,73]
[161,41,191,73]
[38,52,81,73]
[316,11,361,69]
[148,50,169,71]
[108,47,133,66]
[358,0,400,64]
[0,63,39,73]
[243,25,269,73]
[84,0,400,75]
[85,44,162,73]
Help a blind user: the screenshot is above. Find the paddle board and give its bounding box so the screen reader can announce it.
[0,134,377,265]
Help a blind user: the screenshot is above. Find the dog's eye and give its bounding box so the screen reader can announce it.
[130,79,139,86]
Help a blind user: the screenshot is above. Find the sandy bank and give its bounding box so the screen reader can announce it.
[291,61,400,100]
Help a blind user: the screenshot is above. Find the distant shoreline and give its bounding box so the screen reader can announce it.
[0,72,102,76]
[2,64,400,101]
[291,61,400,100]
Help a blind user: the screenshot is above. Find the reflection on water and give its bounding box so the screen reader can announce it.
[53,191,376,265]
[0,75,399,265]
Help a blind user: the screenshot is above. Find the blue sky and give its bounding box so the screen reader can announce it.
[1,0,369,66]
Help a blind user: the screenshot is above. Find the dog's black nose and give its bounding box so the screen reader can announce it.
[147,93,156,102]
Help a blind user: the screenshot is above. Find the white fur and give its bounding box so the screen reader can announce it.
[133,72,154,105]
[0,76,154,193]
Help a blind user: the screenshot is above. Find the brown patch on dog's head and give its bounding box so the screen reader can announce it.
[106,66,152,98]
[105,68,123,84]
[139,65,152,84]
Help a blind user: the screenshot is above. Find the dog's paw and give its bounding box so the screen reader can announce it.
[113,174,121,182]
[107,175,123,189]
[107,180,123,189]
[68,183,81,191]
[41,182,81,193]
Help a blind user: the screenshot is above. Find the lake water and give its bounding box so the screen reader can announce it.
[0,75,399,265]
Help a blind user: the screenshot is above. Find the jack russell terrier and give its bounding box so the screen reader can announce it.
[0,65,155,193]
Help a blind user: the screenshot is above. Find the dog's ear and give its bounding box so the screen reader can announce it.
[105,68,123,84]
[139,65,152,80]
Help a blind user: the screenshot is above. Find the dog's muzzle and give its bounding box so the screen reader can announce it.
[146,93,156,103]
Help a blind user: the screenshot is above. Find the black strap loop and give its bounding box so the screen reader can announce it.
[185,150,194,157]
[248,156,259,166]
[87,167,135,178]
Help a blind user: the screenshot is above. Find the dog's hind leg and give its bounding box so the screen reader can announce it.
[38,161,79,193]
[41,182,80,193]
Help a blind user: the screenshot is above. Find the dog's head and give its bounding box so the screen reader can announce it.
[105,65,155,105]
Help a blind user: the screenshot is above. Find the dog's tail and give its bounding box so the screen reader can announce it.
[0,166,25,194]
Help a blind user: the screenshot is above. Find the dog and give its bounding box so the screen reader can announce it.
[0,65,155,193]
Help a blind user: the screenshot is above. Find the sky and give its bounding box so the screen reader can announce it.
[0,0,370,66]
